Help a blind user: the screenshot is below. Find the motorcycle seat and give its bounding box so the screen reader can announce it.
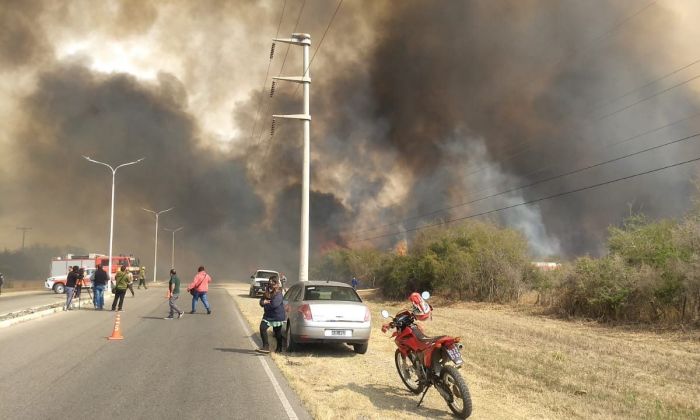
[411,326,446,343]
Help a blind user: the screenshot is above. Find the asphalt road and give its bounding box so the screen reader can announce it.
[0,290,66,316]
[0,283,310,420]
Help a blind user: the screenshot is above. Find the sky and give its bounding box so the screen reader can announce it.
[2,0,700,280]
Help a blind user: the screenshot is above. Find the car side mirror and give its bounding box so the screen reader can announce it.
[421,291,430,300]
[381,310,390,319]
[250,275,254,279]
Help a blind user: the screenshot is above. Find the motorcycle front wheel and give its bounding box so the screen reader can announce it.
[394,349,424,394]
[440,365,472,418]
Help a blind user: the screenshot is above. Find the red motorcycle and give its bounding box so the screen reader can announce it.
[381,292,472,418]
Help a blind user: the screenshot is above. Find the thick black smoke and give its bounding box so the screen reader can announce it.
[3,0,700,282]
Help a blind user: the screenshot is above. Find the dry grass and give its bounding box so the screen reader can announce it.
[224,283,700,419]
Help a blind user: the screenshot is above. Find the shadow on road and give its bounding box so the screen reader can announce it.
[141,316,168,320]
[214,347,261,355]
[327,382,447,418]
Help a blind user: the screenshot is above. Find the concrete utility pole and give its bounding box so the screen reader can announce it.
[163,226,183,270]
[142,207,174,283]
[16,227,32,250]
[272,32,311,282]
[83,156,144,289]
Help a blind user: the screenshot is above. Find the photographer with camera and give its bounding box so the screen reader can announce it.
[255,275,285,354]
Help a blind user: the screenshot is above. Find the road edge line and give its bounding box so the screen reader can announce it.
[227,288,299,420]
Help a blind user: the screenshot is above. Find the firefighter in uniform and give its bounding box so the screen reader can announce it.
[138,266,147,289]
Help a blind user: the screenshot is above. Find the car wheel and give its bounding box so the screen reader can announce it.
[352,342,368,354]
[285,322,298,352]
[53,284,65,294]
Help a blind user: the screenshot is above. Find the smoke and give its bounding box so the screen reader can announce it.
[2,0,700,281]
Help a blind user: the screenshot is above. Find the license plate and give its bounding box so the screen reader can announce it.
[325,329,351,337]
[446,344,463,365]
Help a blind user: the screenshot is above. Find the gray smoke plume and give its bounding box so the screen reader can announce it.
[2,0,700,281]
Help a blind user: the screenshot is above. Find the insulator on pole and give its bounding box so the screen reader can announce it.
[270,118,276,136]
[270,42,276,60]
[270,80,276,98]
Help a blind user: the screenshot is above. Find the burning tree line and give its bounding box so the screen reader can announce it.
[312,209,700,326]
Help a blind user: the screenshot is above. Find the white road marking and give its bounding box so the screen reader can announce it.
[228,289,298,420]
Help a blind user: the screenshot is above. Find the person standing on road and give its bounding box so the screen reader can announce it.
[64,266,79,311]
[256,275,285,354]
[111,265,129,311]
[164,269,184,319]
[92,264,108,310]
[351,276,359,290]
[187,266,212,314]
[0,272,4,296]
[138,266,147,289]
[126,270,135,297]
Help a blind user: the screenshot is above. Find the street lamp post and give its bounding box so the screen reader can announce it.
[142,207,174,283]
[163,226,183,269]
[83,156,144,290]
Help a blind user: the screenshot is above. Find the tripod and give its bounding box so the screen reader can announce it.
[73,280,93,309]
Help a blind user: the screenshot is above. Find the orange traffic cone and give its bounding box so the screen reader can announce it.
[107,311,124,340]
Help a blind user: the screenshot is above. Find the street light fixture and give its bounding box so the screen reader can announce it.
[142,207,174,283]
[83,156,144,290]
[163,226,184,269]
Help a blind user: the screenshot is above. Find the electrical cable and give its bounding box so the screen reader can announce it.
[596,73,700,121]
[249,0,288,146]
[350,155,700,243]
[292,0,344,97]
[587,57,700,117]
[255,0,307,147]
[349,115,700,237]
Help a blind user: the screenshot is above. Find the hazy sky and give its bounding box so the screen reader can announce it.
[2,0,700,279]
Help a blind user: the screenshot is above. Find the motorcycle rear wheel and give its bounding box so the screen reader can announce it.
[394,349,424,394]
[440,365,472,418]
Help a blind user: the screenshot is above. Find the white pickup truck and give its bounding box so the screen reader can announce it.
[248,269,280,297]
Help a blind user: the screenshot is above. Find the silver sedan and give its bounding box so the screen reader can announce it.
[283,280,371,354]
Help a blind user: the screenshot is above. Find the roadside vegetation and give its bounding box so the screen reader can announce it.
[312,207,700,326]
[0,245,81,285]
[229,284,700,419]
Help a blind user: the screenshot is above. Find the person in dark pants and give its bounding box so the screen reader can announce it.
[64,266,79,311]
[92,264,109,310]
[164,269,184,319]
[111,265,129,311]
[256,275,285,354]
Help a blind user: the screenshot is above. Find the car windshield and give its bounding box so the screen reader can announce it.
[304,285,361,302]
[256,271,277,279]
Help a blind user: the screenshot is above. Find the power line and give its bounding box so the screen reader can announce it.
[262,0,343,154]
[587,57,700,117]
[446,57,700,211]
[349,114,700,237]
[255,0,307,147]
[350,155,700,243]
[596,73,700,121]
[249,0,288,145]
[293,0,343,96]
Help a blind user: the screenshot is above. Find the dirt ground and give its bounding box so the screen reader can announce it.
[224,283,700,420]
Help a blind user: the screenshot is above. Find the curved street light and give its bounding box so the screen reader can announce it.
[142,207,174,283]
[83,156,144,290]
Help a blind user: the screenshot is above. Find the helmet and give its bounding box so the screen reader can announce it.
[409,292,432,321]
